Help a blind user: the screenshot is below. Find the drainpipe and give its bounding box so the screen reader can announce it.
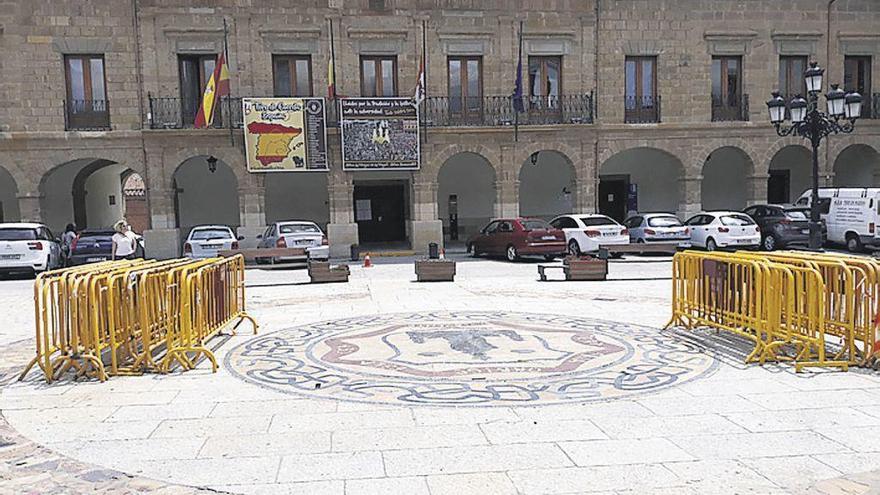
[593,0,600,213]
[825,0,836,187]
[131,0,153,230]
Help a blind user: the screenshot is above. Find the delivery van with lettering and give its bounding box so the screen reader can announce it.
[795,188,880,252]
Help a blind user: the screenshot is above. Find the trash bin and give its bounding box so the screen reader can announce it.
[350,244,360,262]
[428,242,439,259]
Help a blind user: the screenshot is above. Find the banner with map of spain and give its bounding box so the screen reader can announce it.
[242,98,328,172]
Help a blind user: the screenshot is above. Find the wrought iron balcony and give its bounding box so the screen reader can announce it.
[624,95,661,123]
[711,94,749,122]
[147,94,594,129]
[64,99,111,130]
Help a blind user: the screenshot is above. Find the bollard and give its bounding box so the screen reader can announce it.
[428,242,439,259]
[350,244,360,262]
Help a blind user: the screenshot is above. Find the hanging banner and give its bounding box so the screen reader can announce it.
[243,97,328,172]
[340,98,420,171]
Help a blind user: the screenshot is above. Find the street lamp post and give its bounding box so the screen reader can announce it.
[766,62,862,250]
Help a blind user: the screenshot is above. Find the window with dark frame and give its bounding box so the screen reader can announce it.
[779,56,808,100]
[273,55,313,97]
[360,56,397,97]
[447,56,482,118]
[178,54,217,125]
[64,54,109,129]
[528,56,562,104]
[624,56,658,122]
[711,56,743,120]
[844,56,872,118]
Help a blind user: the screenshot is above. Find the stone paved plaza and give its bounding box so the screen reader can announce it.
[2,254,880,494]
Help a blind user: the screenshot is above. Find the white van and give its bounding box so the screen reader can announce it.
[795,188,880,251]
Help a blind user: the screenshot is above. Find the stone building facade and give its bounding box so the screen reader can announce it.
[0,0,878,257]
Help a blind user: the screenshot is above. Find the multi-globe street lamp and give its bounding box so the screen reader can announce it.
[766,62,862,250]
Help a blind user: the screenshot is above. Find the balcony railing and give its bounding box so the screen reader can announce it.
[64,99,111,130]
[624,95,661,123]
[711,94,749,122]
[147,94,594,129]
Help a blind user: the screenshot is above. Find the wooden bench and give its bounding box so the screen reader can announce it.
[415,259,456,282]
[308,261,350,284]
[218,247,307,262]
[598,243,679,259]
[539,257,608,281]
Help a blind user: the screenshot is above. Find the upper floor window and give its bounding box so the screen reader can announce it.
[273,55,313,97]
[360,56,397,97]
[778,55,807,99]
[528,56,561,99]
[844,56,872,118]
[178,54,217,125]
[625,56,659,123]
[711,56,745,121]
[64,54,109,130]
[448,56,482,118]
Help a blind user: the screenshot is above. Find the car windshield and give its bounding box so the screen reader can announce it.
[279,224,320,234]
[0,228,37,241]
[647,216,682,227]
[521,220,551,231]
[580,216,616,226]
[191,228,233,240]
[720,214,755,226]
[784,210,808,221]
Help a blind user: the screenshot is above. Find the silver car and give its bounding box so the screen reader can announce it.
[256,220,330,263]
[183,225,241,259]
[623,213,689,244]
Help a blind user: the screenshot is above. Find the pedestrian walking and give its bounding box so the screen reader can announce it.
[60,223,77,264]
[111,220,137,261]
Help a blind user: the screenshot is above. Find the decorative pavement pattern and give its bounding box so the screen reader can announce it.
[226,311,719,406]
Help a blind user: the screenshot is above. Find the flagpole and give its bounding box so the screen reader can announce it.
[422,19,428,144]
[514,20,523,142]
[224,18,234,147]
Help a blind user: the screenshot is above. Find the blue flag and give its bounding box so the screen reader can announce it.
[512,58,524,113]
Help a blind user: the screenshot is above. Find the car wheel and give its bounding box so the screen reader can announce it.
[706,238,717,252]
[567,239,581,257]
[506,245,518,262]
[762,235,777,251]
[468,243,480,258]
[846,234,863,253]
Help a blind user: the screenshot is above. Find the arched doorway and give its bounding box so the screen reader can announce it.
[833,144,880,187]
[122,172,148,234]
[701,147,752,211]
[0,166,20,222]
[768,145,811,204]
[264,173,330,228]
[519,150,576,220]
[40,158,130,233]
[173,156,240,237]
[599,147,684,222]
[437,152,496,242]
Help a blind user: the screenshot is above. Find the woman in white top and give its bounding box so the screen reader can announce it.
[111,220,137,260]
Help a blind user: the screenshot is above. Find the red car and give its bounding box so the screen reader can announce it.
[467,218,567,261]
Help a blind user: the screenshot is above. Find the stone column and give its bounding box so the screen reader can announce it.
[411,178,443,253]
[494,179,520,218]
[746,174,769,206]
[18,192,43,223]
[237,185,266,248]
[677,175,703,219]
[143,186,180,259]
[326,175,357,258]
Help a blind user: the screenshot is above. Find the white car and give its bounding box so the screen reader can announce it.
[0,223,63,276]
[549,214,629,256]
[183,225,242,259]
[682,211,761,251]
[257,220,329,263]
[624,213,690,244]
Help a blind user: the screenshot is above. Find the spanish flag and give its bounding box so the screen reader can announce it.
[194,54,230,128]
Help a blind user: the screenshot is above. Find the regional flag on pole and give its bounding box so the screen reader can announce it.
[194,53,230,128]
[413,57,425,105]
[327,18,337,99]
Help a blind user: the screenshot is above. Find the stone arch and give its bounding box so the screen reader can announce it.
[598,146,686,221]
[700,146,755,211]
[437,151,497,241]
[759,137,808,176]
[264,173,330,228]
[0,165,20,222]
[162,146,251,190]
[768,145,812,203]
[172,155,241,234]
[38,157,132,232]
[428,143,502,181]
[518,149,578,219]
[833,143,880,187]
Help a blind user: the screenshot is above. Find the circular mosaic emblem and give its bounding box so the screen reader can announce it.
[225,312,717,406]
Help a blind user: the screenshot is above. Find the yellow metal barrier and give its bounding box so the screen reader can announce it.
[20,255,257,383]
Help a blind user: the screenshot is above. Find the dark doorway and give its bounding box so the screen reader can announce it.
[599,176,629,222]
[768,169,791,204]
[354,182,407,244]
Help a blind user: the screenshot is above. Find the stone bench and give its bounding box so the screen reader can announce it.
[415,259,456,282]
[308,261,350,284]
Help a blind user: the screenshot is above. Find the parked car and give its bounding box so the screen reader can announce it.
[549,214,629,256]
[0,223,63,276]
[742,204,813,251]
[682,211,761,251]
[623,213,689,244]
[68,228,146,265]
[256,220,329,263]
[183,225,241,259]
[787,205,829,243]
[795,188,880,252]
[467,218,566,261]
